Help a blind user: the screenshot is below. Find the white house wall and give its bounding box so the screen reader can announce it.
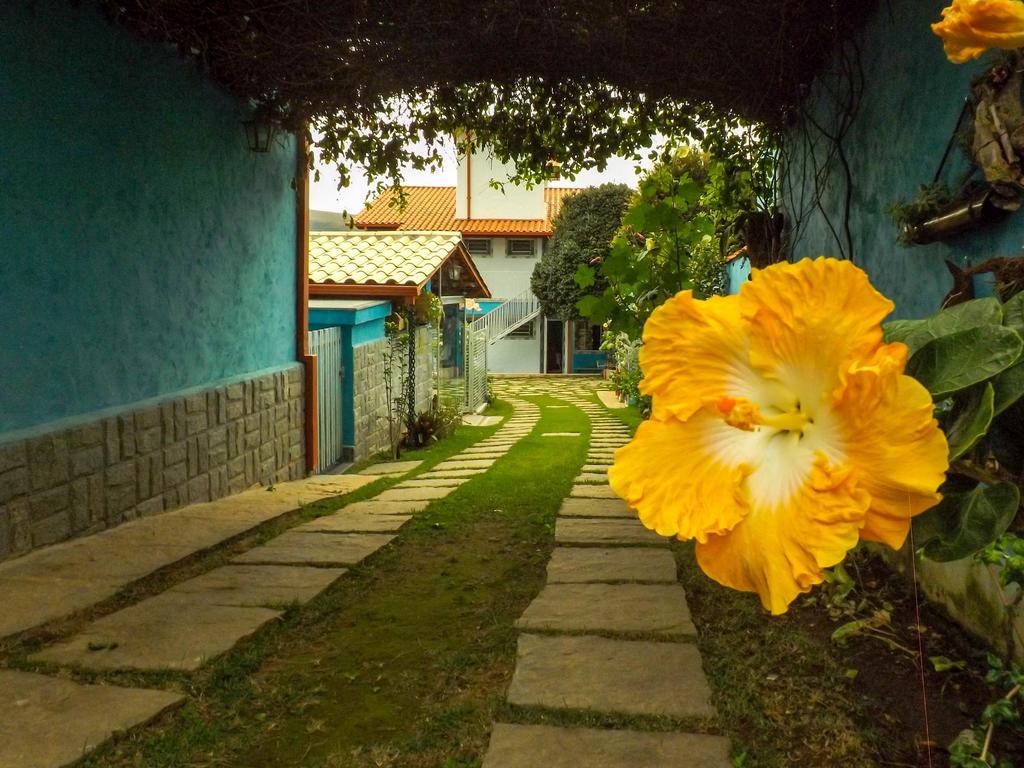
[471,237,544,299]
[455,148,545,220]
[488,327,542,374]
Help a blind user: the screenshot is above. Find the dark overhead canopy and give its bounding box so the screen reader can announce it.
[96,1,875,126]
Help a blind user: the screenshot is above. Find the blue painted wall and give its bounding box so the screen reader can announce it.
[784,1,1023,318]
[308,301,391,445]
[726,256,751,295]
[0,0,297,435]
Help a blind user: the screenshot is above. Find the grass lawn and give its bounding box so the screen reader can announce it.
[78,396,589,768]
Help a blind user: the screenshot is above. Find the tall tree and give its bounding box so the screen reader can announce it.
[531,184,633,320]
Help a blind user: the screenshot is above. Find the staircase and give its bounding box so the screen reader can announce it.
[468,289,541,343]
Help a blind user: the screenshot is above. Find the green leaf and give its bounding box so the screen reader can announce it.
[883,318,925,347]
[573,263,596,290]
[993,361,1024,415]
[1003,291,1024,336]
[906,325,1023,397]
[886,298,1004,355]
[575,294,601,318]
[915,483,1021,562]
[945,383,995,461]
[930,655,967,673]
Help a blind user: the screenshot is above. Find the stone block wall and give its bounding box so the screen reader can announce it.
[0,365,305,562]
[349,327,434,462]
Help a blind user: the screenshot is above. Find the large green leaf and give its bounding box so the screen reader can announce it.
[914,483,1021,562]
[1003,291,1024,336]
[884,298,1003,355]
[945,383,995,461]
[573,263,596,290]
[906,325,1023,397]
[993,361,1024,415]
[883,318,925,347]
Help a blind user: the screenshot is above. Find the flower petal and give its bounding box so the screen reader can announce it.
[835,354,949,549]
[933,0,1024,63]
[609,412,761,540]
[639,291,773,421]
[695,456,870,615]
[739,258,895,414]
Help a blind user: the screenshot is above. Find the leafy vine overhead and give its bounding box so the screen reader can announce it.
[94,0,875,187]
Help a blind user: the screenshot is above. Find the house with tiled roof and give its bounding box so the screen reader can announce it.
[355,146,583,375]
[305,231,491,465]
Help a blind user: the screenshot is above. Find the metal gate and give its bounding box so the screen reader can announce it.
[309,327,343,472]
[464,324,488,412]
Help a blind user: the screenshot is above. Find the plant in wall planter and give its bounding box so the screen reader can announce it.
[888,182,1007,246]
[888,52,1024,246]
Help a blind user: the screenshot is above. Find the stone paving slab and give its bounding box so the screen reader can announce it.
[395,478,468,488]
[0,670,185,768]
[555,518,666,546]
[581,464,608,473]
[432,459,496,470]
[463,415,503,427]
[547,547,677,583]
[585,457,613,466]
[295,475,378,494]
[358,460,423,476]
[596,390,628,409]
[570,485,619,499]
[292,512,411,533]
[343,499,429,515]
[517,583,695,637]
[418,468,487,479]
[32,594,282,671]
[375,486,452,502]
[575,473,609,484]
[232,531,396,566]
[0,477,368,639]
[482,723,731,768]
[166,564,347,606]
[507,634,715,718]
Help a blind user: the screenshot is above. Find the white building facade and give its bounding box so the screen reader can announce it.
[355,145,582,374]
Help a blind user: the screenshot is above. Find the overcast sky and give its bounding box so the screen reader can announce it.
[308,140,658,216]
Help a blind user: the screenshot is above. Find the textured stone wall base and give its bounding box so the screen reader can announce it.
[0,365,306,562]
[350,327,434,462]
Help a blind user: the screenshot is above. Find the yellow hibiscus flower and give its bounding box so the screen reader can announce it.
[608,258,949,615]
[933,0,1024,63]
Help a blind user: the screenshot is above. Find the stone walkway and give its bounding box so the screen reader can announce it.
[1,400,541,768]
[482,389,731,768]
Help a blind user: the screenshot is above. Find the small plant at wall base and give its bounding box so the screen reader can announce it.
[405,404,461,448]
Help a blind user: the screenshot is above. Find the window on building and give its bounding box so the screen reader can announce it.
[506,239,537,257]
[507,319,536,339]
[464,238,491,256]
[574,322,603,352]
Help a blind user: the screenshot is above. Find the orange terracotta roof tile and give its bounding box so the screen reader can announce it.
[354,186,579,236]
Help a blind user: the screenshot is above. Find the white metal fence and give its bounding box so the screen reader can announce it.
[464,324,489,412]
[309,327,343,472]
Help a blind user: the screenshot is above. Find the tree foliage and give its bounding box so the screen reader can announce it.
[576,133,775,338]
[531,184,632,320]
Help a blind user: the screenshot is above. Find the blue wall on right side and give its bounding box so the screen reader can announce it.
[783,1,1023,318]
